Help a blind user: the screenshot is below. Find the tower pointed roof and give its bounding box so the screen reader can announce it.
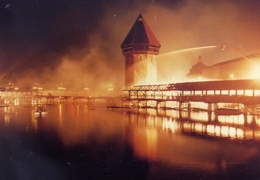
[121,14,160,48]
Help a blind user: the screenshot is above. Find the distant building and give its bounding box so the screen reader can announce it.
[187,56,207,80]
[121,14,161,87]
[187,53,260,80]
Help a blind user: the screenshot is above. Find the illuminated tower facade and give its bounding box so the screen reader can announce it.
[121,14,161,87]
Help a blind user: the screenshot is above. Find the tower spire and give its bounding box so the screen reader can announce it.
[121,14,160,52]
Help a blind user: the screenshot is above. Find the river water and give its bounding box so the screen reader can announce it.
[0,102,260,180]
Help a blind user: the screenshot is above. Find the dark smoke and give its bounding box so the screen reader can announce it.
[0,0,260,92]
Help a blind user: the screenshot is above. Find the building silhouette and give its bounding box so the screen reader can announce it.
[121,14,161,87]
[187,53,260,80]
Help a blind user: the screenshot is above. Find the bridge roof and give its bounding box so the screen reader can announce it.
[127,84,175,91]
[174,79,260,91]
[125,79,260,91]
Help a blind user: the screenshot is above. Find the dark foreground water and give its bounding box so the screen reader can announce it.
[1,103,260,180]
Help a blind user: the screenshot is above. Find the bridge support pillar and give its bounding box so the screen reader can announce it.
[244,113,248,125]
[208,111,212,122]
[179,102,183,110]
[137,100,140,108]
[156,101,160,109]
[243,104,249,125]
[188,102,191,119]
[208,103,212,112]
[214,103,219,111]
[243,104,249,114]
[187,102,191,111]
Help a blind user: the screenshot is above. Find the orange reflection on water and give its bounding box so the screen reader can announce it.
[55,105,129,146]
[30,110,38,130]
[132,127,158,160]
[190,112,209,121]
[207,125,244,138]
[254,115,260,126]
[4,114,10,127]
[58,104,63,127]
[194,123,204,132]
[4,107,10,113]
[217,115,245,125]
[162,118,178,132]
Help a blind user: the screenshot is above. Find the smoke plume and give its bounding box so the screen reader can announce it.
[0,0,260,92]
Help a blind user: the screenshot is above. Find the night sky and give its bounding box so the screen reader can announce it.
[1,0,260,91]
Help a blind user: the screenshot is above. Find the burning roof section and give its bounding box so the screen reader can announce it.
[124,79,260,91]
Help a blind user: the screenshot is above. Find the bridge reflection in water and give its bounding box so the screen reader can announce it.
[1,101,260,179]
[128,108,260,140]
[123,107,260,178]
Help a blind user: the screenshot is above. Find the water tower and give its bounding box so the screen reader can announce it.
[121,14,161,87]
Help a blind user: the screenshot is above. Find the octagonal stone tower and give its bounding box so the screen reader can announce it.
[121,14,161,87]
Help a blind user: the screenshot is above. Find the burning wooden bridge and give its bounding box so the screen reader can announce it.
[1,79,260,113]
[123,79,260,114]
[31,94,123,107]
[0,89,124,108]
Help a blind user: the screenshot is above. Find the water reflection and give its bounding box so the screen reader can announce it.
[132,107,260,141]
[124,108,260,178]
[1,103,260,179]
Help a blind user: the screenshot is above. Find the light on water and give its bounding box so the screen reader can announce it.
[1,102,260,179]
